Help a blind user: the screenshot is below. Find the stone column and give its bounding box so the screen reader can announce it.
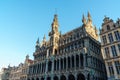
[109,47,113,58]
[56,59,58,71]
[74,55,76,69]
[59,58,61,70]
[63,58,64,70]
[36,65,38,74]
[45,61,48,73]
[115,44,119,56]
[112,61,118,79]
[56,60,57,71]
[32,66,33,74]
[84,54,86,67]
[70,56,72,69]
[75,74,77,80]
[66,57,68,71]
[79,54,81,67]
[52,59,54,72]
[41,63,43,73]
[112,32,116,42]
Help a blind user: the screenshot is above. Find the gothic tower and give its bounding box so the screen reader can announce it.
[49,14,60,55]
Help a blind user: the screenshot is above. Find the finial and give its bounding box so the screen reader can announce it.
[36,38,39,45]
[88,11,91,18]
[87,11,92,22]
[82,14,86,24]
[26,54,29,59]
[94,25,98,34]
[43,34,46,41]
[8,64,10,68]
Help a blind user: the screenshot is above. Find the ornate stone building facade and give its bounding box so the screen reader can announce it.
[27,13,107,80]
[0,66,12,80]
[20,55,33,80]
[9,63,23,80]
[100,17,120,80]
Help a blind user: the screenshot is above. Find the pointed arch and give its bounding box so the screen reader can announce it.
[68,74,75,80]
[60,75,66,80]
[80,54,84,67]
[54,76,58,80]
[77,73,85,80]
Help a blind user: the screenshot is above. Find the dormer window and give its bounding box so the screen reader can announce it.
[107,25,110,30]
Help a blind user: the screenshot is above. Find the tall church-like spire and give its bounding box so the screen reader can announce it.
[36,38,39,46]
[82,14,86,24]
[52,14,59,28]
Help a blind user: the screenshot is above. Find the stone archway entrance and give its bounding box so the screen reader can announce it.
[36,78,39,80]
[87,73,90,80]
[77,73,85,80]
[47,77,51,80]
[54,76,58,80]
[68,74,75,80]
[60,75,66,80]
[41,77,44,80]
[27,78,30,80]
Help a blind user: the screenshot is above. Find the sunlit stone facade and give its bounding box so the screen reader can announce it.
[27,13,107,80]
[9,63,23,80]
[100,17,120,80]
[20,55,34,80]
[0,66,12,80]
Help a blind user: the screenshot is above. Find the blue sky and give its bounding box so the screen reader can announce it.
[0,0,120,69]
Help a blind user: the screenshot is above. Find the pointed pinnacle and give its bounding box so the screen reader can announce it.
[52,14,58,26]
[36,38,39,44]
[43,34,46,41]
[88,11,91,18]
[82,14,86,23]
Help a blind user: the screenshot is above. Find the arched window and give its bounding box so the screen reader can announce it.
[60,75,66,80]
[54,60,56,71]
[57,60,59,70]
[72,56,74,68]
[64,58,66,69]
[77,73,85,80]
[54,76,58,80]
[54,49,57,55]
[68,57,71,69]
[68,74,75,80]
[76,55,79,67]
[47,77,51,80]
[61,58,63,70]
[107,25,110,30]
[80,54,84,67]
[48,61,52,72]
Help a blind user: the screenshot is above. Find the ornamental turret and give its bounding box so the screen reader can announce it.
[35,38,40,52]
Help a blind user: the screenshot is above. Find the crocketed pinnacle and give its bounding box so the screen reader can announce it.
[82,14,86,24]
